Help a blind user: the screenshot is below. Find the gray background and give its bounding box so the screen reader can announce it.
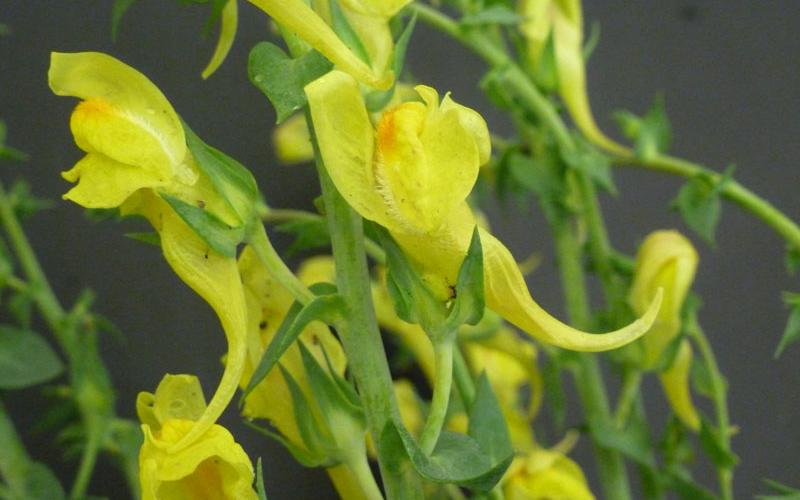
[1,0,799,498]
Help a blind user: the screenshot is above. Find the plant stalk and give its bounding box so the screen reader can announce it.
[419,339,454,455]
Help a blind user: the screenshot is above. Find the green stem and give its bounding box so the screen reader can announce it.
[552,218,631,500]
[248,223,314,305]
[69,431,101,500]
[687,315,733,500]
[613,370,642,428]
[419,339,454,455]
[345,452,385,500]
[624,153,800,250]
[452,345,476,406]
[310,117,419,499]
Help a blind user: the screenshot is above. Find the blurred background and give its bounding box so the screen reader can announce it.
[1,0,798,498]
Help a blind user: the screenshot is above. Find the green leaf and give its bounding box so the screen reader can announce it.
[672,173,725,245]
[560,137,616,195]
[589,414,656,467]
[256,457,269,500]
[239,284,343,405]
[375,226,447,333]
[329,0,371,64]
[0,326,64,389]
[507,151,570,223]
[8,181,52,220]
[660,416,694,467]
[690,352,727,399]
[183,123,259,223]
[466,373,512,461]
[110,0,137,40]
[698,417,738,470]
[479,68,517,111]
[124,232,161,247]
[380,422,512,492]
[444,228,485,329]
[365,13,417,112]
[668,467,717,500]
[245,420,325,468]
[774,294,800,358]
[0,121,28,162]
[161,194,245,258]
[298,341,363,424]
[248,43,333,124]
[614,94,671,161]
[16,462,67,500]
[461,5,522,26]
[278,364,332,463]
[275,218,331,256]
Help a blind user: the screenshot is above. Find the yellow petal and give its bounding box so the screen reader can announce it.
[202,0,239,80]
[340,0,412,17]
[482,230,662,352]
[551,6,628,156]
[659,340,701,431]
[504,450,595,500]
[247,0,392,89]
[306,70,395,229]
[128,193,248,452]
[327,464,369,500]
[140,419,257,500]
[272,113,314,164]
[61,153,166,208]
[49,52,186,174]
[519,0,553,65]
[629,230,698,367]
[344,9,394,74]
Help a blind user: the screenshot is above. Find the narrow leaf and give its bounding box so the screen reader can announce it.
[461,5,522,26]
[775,297,800,359]
[698,417,738,469]
[365,13,417,112]
[466,372,512,461]
[445,228,485,330]
[161,194,245,258]
[111,0,138,40]
[256,457,268,500]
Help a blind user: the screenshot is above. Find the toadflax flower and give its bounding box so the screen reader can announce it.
[629,229,701,430]
[50,51,252,450]
[137,374,258,500]
[519,0,627,156]
[306,70,661,352]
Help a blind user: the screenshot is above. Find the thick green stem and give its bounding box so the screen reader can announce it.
[419,339,454,455]
[687,315,733,500]
[69,431,101,500]
[311,128,419,499]
[613,370,642,428]
[452,345,476,406]
[345,452,385,500]
[552,219,631,500]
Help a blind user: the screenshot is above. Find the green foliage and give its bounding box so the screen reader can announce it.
[256,457,269,500]
[329,0,371,64]
[5,462,67,500]
[672,167,734,245]
[365,14,417,112]
[276,218,331,256]
[6,181,53,221]
[774,292,800,358]
[615,94,672,161]
[757,479,800,500]
[0,326,63,389]
[161,194,246,258]
[110,0,137,40]
[698,417,739,470]
[239,283,343,405]
[379,375,513,492]
[460,5,522,27]
[183,122,260,224]
[786,246,800,275]
[589,412,656,467]
[248,43,333,124]
[561,136,617,194]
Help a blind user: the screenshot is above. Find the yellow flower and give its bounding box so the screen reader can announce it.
[50,51,250,451]
[247,0,393,89]
[503,448,595,500]
[519,0,627,156]
[306,69,661,352]
[629,229,700,430]
[137,374,257,500]
[273,113,315,164]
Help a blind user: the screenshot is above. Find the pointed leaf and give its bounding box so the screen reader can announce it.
[365,13,417,112]
[110,0,137,40]
[183,122,258,222]
[275,218,331,256]
[445,228,485,329]
[466,372,511,461]
[561,137,616,194]
[278,364,330,460]
[161,194,245,258]
[0,326,64,389]
[256,457,269,500]
[461,5,522,26]
[239,286,343,404]
[248,42,333,124]
[297,341,363,422]
[775,295,800,359]
[698,417,738,470]
[589,414,656,467]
